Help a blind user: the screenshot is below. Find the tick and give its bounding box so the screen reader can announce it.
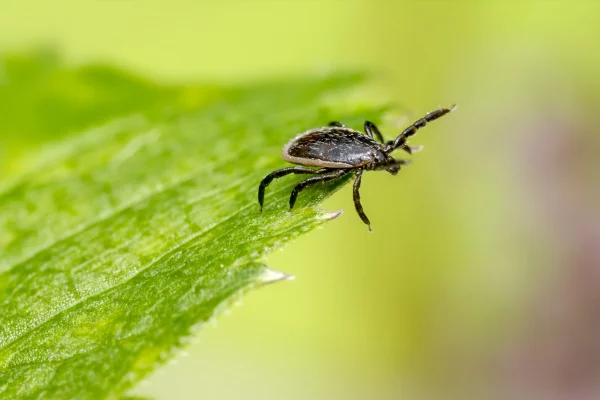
[258,105,456,230]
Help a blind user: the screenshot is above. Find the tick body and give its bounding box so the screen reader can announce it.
[258,105,456,230]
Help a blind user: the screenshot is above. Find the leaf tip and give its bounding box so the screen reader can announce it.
[320,209,344,221]
[257,268,295,285]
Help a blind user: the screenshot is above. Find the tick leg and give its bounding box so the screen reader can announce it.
[364,121,385,143]
[387,105,456,152]
[398,144,424,155]
[259,167,328,211]
[289,169,348,210]
[329,121,347,128]
[353,169,371,231]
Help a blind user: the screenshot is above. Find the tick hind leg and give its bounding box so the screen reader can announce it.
[289,169,348,210]
[352,169,371,231]
[259,167,328,211]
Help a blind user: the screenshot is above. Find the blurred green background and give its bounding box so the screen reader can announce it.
[2,1,600,399]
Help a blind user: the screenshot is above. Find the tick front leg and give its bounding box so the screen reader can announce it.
[258,167,327,211]
[353,169,371,231]
[364,121,385,143]
[289,169,348,210]
[388,105,456,151]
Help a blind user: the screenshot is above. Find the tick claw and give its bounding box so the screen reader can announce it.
[400,144,412,155]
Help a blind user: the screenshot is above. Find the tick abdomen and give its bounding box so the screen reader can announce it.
[282,128,379,168]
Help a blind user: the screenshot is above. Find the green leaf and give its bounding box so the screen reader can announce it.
[0,50,222,175]
[0,53,386,398]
